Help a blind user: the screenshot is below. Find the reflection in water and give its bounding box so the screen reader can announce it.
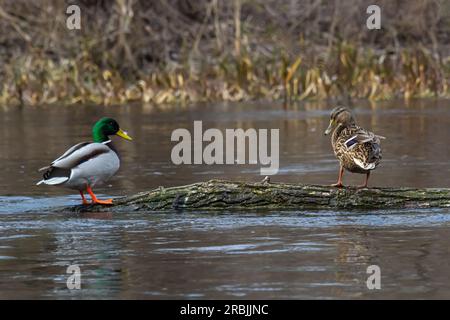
[1,99,450,299]
[1,211,450,299]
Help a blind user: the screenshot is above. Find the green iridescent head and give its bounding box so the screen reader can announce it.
[92,117,132,143]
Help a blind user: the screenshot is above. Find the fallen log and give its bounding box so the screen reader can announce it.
[55,179,450,213]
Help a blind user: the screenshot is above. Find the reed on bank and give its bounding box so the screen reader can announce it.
[0,0,448,106]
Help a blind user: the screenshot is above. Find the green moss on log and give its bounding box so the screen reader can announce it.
[55,179,450,213]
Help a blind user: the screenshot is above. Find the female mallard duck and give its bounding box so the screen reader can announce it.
[324,106,384,188]
[37,117,132,205]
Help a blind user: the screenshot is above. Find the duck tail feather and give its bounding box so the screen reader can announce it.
[37,177,69,186]
[354,158,376,170]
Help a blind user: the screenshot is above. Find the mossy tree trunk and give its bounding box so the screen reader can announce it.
[56,179,450,213]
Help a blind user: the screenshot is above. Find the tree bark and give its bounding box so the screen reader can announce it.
[56,179,450,213]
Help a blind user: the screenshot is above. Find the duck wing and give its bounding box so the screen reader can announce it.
[48,142,111,169]
[343,127,384,170]
[344,128,385,150]
[37,142,112,185]
[38,142,90,171]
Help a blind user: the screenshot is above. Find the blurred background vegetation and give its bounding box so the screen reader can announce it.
[0,0,449,106]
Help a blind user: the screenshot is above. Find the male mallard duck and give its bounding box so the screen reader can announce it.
[324,106,384,188]
[37,117,132,205]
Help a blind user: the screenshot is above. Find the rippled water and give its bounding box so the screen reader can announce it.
[1,99,450,299]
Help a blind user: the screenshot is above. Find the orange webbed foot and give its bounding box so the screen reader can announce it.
[86,186,114,206]
[92,198,113,205]
[331,182,344,188]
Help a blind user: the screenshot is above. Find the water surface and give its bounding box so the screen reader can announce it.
[1,99,450,299]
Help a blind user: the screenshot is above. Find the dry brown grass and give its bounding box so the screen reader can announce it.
[0,0,448,106]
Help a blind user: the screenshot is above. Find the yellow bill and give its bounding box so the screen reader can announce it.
[116,129,133,141]
[324,119,334,135]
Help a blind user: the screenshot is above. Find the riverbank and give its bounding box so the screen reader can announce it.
[0,1,449,107]
[1,43,449,107]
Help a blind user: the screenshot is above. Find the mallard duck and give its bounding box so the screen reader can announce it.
[324,106,384,188]
[37,117,132,205]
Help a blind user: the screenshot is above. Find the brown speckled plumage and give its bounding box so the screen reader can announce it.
[332,125,382,174]
[325,106,384,187]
